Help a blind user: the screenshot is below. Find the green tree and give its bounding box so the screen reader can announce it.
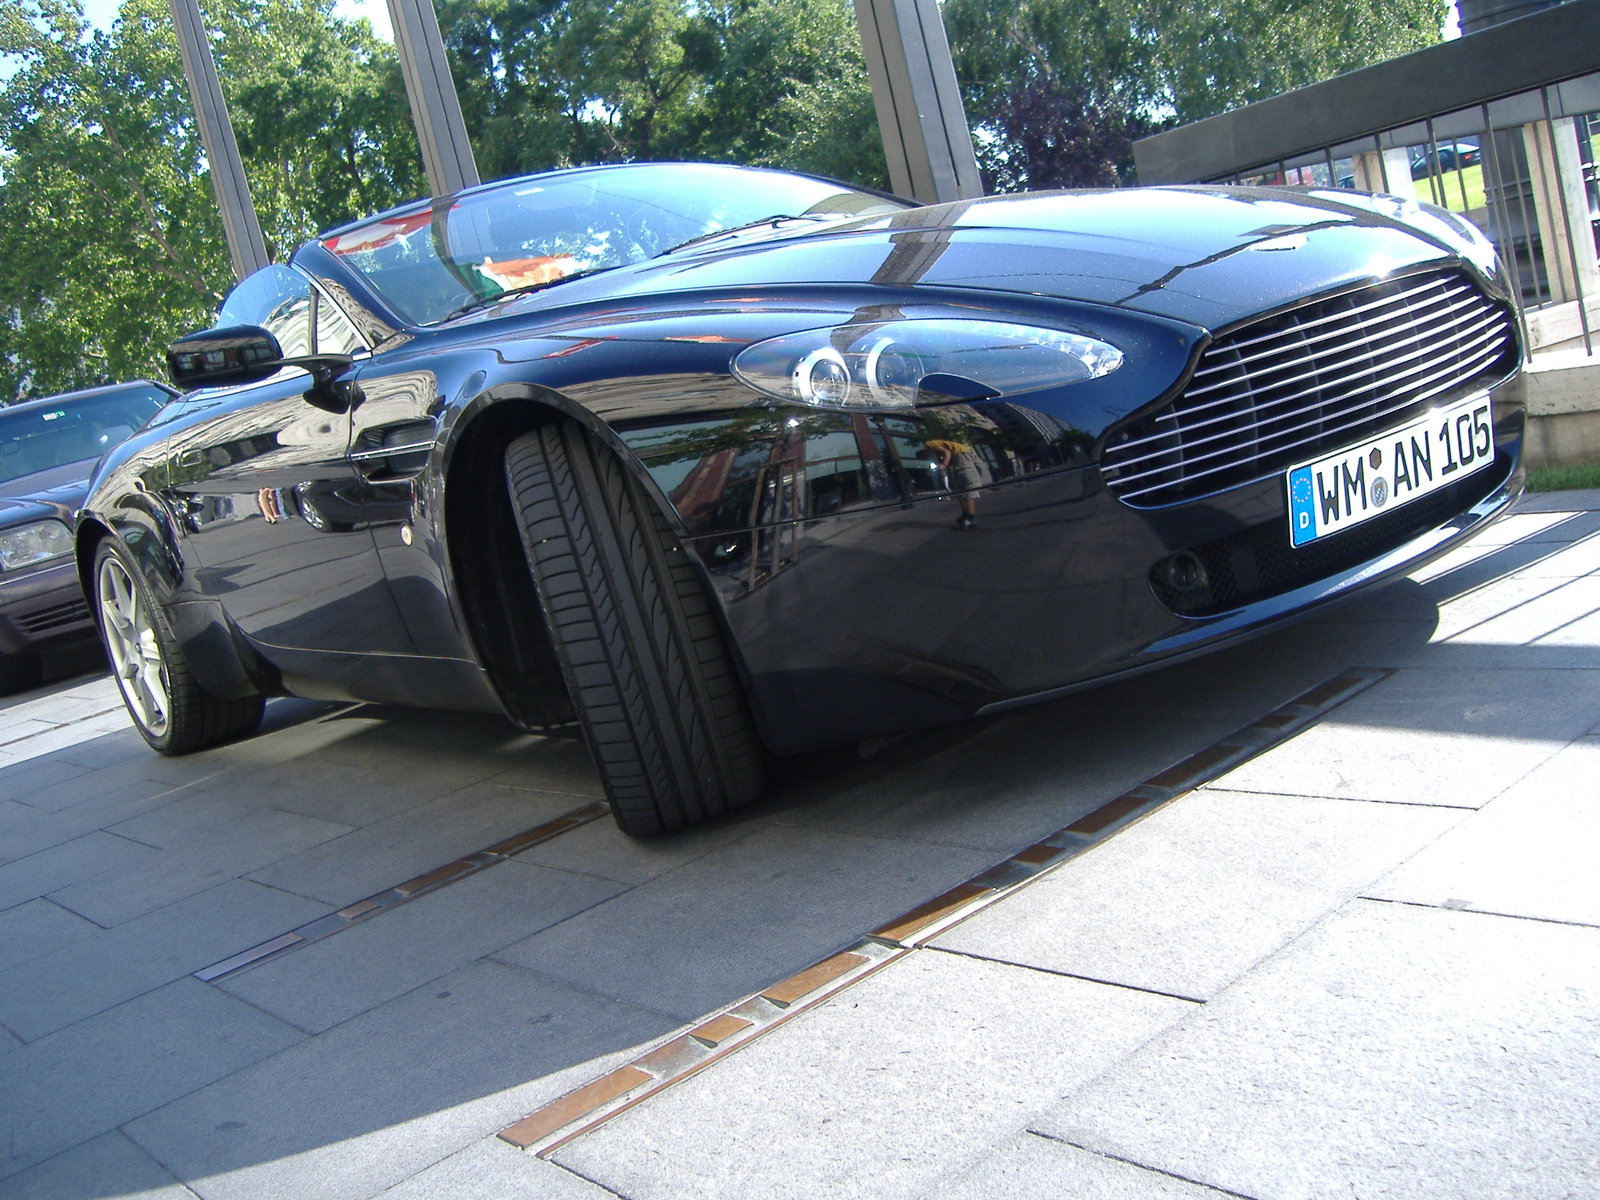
[944,0,1446,189]
[437,0,887,189]
[0,0,421,400]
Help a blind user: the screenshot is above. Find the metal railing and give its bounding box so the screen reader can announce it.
[1131,0,1600,361]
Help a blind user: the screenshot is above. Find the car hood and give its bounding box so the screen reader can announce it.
[469,185,1490,335]
[0,459,94,525]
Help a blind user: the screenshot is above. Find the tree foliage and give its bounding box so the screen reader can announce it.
[945,0,1446,190]
[0,0,420,399]
[1,0,1448,397]
[438,0,885,187]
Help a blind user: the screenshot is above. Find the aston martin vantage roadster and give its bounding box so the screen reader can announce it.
[76,162,1524,835]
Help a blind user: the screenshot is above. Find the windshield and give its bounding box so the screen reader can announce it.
[318,163,908,326]
[0,387,167,485]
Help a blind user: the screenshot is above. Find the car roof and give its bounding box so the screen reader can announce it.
[5,380,176,414]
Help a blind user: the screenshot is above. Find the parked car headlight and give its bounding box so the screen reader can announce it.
[0,520,75,571]
[732,318,1124,410]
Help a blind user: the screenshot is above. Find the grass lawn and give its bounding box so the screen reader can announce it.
[1527,462,1600,492]
[1414,162,1485,214]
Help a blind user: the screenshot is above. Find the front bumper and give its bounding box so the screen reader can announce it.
[706,396,1524,753]
[0,558,96,656]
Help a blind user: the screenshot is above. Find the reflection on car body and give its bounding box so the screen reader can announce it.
[75,162,1524,835]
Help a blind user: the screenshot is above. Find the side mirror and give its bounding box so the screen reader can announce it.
[167,325,284,390]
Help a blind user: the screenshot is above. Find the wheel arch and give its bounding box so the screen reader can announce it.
[440,382,764,741]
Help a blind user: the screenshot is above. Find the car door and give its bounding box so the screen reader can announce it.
[162,266,415,655]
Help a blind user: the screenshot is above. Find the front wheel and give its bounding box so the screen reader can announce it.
[505,422,765,836]
[93,539,264,754]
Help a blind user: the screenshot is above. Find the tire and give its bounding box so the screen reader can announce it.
[505,422,765,836]
[0,651,42,697]
[93,539,265,754]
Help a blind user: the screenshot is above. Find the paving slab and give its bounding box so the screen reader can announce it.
[0,977,303,1180]
[1508,529,1600,576]
[478,737,605,799]
[219,859,625,1033]
[126,959,675,1200]
[513,804,769,886]
[1435,574,1600,647]
[1368,736,1600,928]
[934,787,1463,1000]
[0,757,94,806]
[0,1130,197,1200]
[1212,667,1600,807]
[926,1132,1234,1200]
[0,896,100,974]
[246,783,585,908]
[376,1139,615,1200]
[495,823,995,1021]
[0,878,330,1041]
[781,706,1238,853]
[47,807,354,928]
[554,949,1191,1200]
[0,831,158,913]
[1511,487,1600,512]
[1033,901,1600,1200]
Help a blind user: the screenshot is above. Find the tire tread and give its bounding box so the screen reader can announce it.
[505,422,763,835]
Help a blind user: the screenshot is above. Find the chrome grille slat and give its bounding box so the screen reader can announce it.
[1177,289,1482,402]
[1108,338,1506,494]
[1189,274,1461,366]
[1113,314,1507,465]
[1185,281,1474,383]
[1101,270,1516,507]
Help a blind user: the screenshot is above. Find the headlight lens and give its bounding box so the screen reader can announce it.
[0,520,74,571]
[732,318,1124,410]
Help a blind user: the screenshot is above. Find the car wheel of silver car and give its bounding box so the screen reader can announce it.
[505,421,765,837]
[93,539,265,754]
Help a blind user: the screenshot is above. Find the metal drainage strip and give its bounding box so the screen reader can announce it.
[192,800,611,983]
[499,666,1394,1157]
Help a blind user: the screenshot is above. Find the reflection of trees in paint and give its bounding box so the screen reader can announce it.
[621,400,1089,538]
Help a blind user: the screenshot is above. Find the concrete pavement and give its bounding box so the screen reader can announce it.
[1,490,1597,1198]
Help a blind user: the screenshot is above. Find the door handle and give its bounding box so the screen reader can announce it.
[176,449,204,469]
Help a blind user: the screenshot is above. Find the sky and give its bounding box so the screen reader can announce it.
[4,1,1455,86]
[74,0,393,40]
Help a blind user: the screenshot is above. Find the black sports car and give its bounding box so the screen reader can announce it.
[76,163,1523,834]
[0,381,173,694]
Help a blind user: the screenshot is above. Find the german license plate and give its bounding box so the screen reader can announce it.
[1286,393,1493,548]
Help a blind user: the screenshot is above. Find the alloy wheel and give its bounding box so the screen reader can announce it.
[98,555,171,737]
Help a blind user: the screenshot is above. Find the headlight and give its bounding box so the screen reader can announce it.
[0,520,74,571]
[731,318,1124,410]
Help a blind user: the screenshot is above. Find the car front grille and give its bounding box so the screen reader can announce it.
[14,598,91,635]
[1102,270,1518,507]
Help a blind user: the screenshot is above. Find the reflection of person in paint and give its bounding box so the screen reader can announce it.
[926,437,987,529]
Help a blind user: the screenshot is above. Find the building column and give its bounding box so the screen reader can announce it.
[1350,147,1416,198]
[169,0,269,281]
[852,0,982,205]
[1522,116,1600,304]
[386,0,480,197]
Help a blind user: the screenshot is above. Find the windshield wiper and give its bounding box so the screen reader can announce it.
[660,213,832,256]
[441,265,618,323]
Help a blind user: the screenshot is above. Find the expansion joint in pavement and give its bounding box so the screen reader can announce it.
[1357,893,1600,931]
[497,667,1394,1157]
[1027,1129,1265,1199]
[190,800,612,983]
[921,944,1208,1004]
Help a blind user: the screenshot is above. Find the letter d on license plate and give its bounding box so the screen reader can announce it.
[1286,393,1493,547]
